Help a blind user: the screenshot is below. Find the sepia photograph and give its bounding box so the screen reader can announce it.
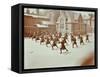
[24,8,95,69]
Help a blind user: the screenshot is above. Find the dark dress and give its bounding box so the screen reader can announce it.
[61,41,66,49]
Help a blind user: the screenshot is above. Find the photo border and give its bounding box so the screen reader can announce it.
[19,4,98,73]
